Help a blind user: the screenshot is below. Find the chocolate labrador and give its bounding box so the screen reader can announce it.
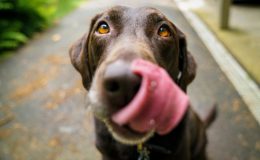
[69,6,216,160]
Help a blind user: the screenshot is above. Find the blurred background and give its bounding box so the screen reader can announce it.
[0,0,83,56]
[0,0,259,159]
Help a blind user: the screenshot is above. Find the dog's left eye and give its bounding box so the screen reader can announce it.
[97,22,110,34]
[158,25,171,37]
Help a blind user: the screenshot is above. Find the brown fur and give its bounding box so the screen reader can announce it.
[69,6,216,160]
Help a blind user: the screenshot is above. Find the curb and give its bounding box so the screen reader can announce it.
[175,0,260,125]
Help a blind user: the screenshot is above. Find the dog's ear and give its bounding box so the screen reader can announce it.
[69,14,100,89]
[69,34,87,72]
[177,29,197,92]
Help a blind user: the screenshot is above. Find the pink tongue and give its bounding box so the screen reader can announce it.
[112,59,189,135]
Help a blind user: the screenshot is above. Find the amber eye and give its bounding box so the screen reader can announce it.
[158,25,171,37]
[97,22,110,34]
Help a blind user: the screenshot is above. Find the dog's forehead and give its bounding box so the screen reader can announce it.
[102,6,166,24]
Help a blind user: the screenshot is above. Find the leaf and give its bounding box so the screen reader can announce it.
[0,1,14,10]
[1,31,28,43]
[0,40,20,49]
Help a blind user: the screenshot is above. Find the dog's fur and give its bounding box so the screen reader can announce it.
[69,6,216,160]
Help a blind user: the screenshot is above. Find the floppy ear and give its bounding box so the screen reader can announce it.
[69,14,100,89]
[69,34,87,72]
[177,29,197,92]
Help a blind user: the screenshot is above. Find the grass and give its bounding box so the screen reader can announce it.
[0,0,85,59]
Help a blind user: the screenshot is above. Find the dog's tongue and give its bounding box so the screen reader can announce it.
[112,59,189,135]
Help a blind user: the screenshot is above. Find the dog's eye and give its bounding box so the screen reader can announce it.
[158,25,171,37]
[97,22,110,34]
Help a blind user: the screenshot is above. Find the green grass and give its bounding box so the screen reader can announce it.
[0,0,84,57]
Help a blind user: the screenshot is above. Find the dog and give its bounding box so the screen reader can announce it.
[69,6,216,160]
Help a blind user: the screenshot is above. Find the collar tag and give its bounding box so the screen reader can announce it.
[137,144,150,160]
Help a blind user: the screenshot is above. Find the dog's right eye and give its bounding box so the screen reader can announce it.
[96,22,110,34]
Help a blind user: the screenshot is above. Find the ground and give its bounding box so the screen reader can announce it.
[0,0,259,160]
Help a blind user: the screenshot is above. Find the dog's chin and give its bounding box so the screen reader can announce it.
[88,90,154,145]
[92,109,154,145]
[102,118,154,145]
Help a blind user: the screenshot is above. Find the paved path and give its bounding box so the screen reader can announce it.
[0,0,259,159]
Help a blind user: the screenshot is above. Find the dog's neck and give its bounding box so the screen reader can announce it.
[142,109,189,155]
[94,109,189,158]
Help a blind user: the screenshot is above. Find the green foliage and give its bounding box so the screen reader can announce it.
[0,0,83,54]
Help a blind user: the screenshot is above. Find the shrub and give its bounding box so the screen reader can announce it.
[0,0,82,54]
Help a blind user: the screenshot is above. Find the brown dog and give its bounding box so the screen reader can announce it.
[69,6,216,160]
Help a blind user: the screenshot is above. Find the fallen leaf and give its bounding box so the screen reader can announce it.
[0,128,12,139]
[43,81,82,110]
[30,137,40,150]
[48,137,61,147]
[255,141,260,151]
[232,99,240,112]
[51,34,61,42]
[9,67,58,101]
[45,102,58,110]
[0,107,14,126]
[12,123,28,131]
[45,55,70,65]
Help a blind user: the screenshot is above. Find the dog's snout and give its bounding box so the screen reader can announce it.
[103,61,141,108]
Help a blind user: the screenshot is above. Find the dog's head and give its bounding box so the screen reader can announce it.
[69,6,196,145]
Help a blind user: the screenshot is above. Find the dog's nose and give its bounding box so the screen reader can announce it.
[103,61,141,109]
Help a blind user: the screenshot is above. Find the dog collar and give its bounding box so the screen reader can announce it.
[137,143,172,160]
[137,143,150,160]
